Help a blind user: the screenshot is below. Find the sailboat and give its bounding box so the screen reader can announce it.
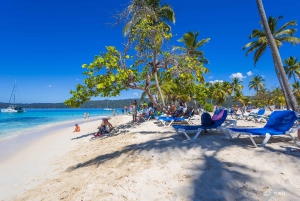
[1,80,26,113]
[103,99,113,111]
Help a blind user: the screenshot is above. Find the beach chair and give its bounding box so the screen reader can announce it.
[172,110,236,140]
[252,108,266,123]
[224,110,299,148]
[158,109,194,126]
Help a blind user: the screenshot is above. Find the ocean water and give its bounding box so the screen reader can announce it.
[0,108,122,139]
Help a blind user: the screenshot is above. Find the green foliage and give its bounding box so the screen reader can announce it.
[64,46,139,108]
[243,16,300,66]
[204,102,214,112]
[65,0,211,110]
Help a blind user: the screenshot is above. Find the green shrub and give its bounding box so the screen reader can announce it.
[204,103,214,112]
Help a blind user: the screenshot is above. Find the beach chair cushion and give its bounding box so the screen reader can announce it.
[212,109,224,121]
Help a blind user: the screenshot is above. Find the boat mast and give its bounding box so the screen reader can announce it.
[9,80,16,105]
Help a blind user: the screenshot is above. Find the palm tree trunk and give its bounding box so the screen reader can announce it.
[271,53,291,109]
[256,0,299,112]
[153,51,165,106]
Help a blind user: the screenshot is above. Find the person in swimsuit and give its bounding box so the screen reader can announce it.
[73,124,80,132]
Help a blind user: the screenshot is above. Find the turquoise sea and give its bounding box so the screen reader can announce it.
[0,108,122,140]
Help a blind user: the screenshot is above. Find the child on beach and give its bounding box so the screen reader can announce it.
[73,124,80,132]
[94,118,113,137]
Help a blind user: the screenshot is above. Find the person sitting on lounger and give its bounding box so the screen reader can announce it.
[73,124,80,132]
[137,104,149,122]
[94,118,113,137]
[167,102,177,115]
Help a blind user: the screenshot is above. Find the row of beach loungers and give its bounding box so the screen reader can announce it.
[140,108,300,148]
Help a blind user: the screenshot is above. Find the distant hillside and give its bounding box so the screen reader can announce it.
[0,99,150,109]
[0,96,249,109]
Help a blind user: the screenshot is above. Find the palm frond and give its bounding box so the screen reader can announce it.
[279,36,300,45]
[276,20,297,33]
[249,29,266,39]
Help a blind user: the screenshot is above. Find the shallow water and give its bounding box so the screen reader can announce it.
[0,108,121,139]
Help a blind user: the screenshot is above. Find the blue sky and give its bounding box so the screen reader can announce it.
[1,0,300,103]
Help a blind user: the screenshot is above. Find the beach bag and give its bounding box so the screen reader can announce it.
[201,112,212,126]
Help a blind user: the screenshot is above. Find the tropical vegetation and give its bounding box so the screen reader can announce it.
[64,0,300,114]
[245,0,300,111]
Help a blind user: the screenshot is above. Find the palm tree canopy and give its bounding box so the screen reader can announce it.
[284,56,300,83]
[248,75,266,93]
[123,0,175,36]
[173,31,210,64]
[231,77,243,95]
[243,16,300,66]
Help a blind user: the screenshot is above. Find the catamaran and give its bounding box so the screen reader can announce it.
[1,80,26,113]
[103,99,113,110]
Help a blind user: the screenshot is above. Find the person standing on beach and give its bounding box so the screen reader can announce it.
[73,124,80,132]
[84,113,87,119]
[132,100,137,122]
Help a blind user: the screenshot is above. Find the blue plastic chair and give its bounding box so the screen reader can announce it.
[172,110,236,140]
[225,110,299,147]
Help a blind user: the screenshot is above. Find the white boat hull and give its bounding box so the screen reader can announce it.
[1,107,26,113]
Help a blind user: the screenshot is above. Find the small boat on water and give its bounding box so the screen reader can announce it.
[103,99,113,110]
[1,80,26,113]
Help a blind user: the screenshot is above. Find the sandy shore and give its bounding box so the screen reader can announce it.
[1,114,300,200]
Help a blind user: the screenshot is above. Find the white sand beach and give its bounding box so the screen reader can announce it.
[1,114,300,200]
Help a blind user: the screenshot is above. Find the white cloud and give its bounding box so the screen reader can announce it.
[208,76,213,79]
[209,80,223,84]
[76,79,79,81]
[47,85,52,88]
[133,93,138,97]
[247,71,253,76]
[229,72,246,80]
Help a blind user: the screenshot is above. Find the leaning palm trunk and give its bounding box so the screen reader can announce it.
[271,53,291,109]
[153,51,165,106]
[256,0,299,112]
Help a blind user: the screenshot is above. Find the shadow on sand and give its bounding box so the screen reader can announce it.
[66,122,299,199]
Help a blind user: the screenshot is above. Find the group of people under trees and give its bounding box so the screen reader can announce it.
[130,100,193,123]
[73,102,300,143]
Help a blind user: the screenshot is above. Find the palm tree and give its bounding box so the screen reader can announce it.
[243,16,300,65]
[232,90,245,106]
[123,0,175,36]
[248,75,265,95]
[123,0,176,107]
[292,81,300,104]
[209,82,230,106]
[245,1,300,111]
[284,56,300,84]
[231,77,243,96]
[173,31,210,64]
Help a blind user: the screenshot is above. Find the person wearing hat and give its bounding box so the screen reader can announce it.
[94,118,113,137]
[137,104,149,122]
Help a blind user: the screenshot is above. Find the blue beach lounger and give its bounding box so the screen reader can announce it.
[224,110,299,148]
[158,109,194,126]
[172,110,236,140]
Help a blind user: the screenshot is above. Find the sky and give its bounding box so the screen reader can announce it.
[1,0,300,103]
